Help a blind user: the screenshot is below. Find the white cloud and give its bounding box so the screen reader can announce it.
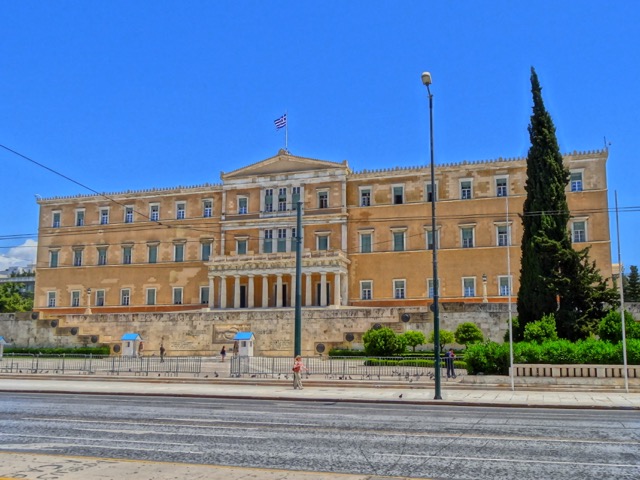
[0,239,37,270]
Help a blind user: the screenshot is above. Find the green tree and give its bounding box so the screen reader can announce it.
[402,330,426,352]
[454,322,484,346]
[428,329,454,352]
[0,283,33,312]
[517,67,616,340]
[598,310,640,343]
[362,327,406,356]
[625,265,640,302]
[523,313,558,344]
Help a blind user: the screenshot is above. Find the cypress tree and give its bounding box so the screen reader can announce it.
[517,67,572,338]
[625,265,640,302]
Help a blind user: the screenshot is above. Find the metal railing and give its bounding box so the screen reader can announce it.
[230,355,466,380]
[0,354,202,376]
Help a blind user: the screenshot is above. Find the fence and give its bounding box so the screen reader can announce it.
[230,355,466,380]
[512,364,640,379]
[0,354,202,376]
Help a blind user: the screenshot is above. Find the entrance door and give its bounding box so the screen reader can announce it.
[240,285,247,308]
[316,282,330,306]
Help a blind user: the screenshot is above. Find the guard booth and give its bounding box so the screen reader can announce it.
[121,333,143,357]
[233,332,255,357]
[0,336,8,360]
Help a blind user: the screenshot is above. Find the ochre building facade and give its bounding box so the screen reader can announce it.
[34,149,612,315]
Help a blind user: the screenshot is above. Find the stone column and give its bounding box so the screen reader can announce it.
[341,273,348,306]
[248,274,255,308]
[290,273,296,307]
[276,274,283,307]
[208,277,215,308]
[320,272,327,307]
[333,272,341,307]
[234,275,241,308]
[262,274,269,307]
[305,272,312,306]
[220,275,227,309]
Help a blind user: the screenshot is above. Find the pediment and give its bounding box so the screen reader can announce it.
[221,150,348,180]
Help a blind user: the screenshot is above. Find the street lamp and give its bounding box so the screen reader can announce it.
[85,288,92,315]
[482,273,488,303]
[422,71,441,400]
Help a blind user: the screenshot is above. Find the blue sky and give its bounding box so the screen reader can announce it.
[1,1,639,275]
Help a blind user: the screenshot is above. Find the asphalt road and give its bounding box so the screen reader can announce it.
[1,393,639,479]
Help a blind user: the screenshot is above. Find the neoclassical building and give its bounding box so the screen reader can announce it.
[34,149,612,314]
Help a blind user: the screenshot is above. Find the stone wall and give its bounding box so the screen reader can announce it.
[2,304,514,356]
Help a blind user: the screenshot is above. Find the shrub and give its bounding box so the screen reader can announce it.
[328,349,367,357]
[427,329,454,352]
[504,316,519,342]
[402,330,426,352]
[4,345,110,355]
[455,322,484,346]
[523,313,558,344]
[363,327,406,356]
[598,310,640,343]
[463,342,509,375]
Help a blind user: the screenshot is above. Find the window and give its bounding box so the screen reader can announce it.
[264,189,273,212]
[75,209,85,226]
[99,208,109,225]
[176,202,186,220]
[122,246,132,265]
[47,291,56,307]
[146,288,156,305]
[174,243,185,262]
[361,281,372,300]
[73,249,83,267]
[572,221,587,243]
[49,250,59,268]
[570,171,583,192]
[200,286,209,304]
[263,229,273,253]
[202,241,212,260]
[236,239,247,255]
[203,199,213,218]
[95,290,105,306]
[277,228,287,252]
[150,204,160,221]
[278,188,287,211]
[238,196,248,214]
[317,234,329,251]
[463,277,476,297]
[499,276,512,296]
[427,278,439,298]
[426,182,438,202]
[290,227,297,251]
[393,230,405,251]
[460,180,472,200]
[97,247,107,265]
[124,206,134,223]
[461,227,474,248]
[71,290,80,307]
[426,229,439,250]
[497,225,510,247]
[392,185,404,205]
[148,244,158,264]
[121,289,130,306]
[360,187,371,207]
[496,177,508,197]
[318,191,328,209]
[173,287,183,305]
[52,211,61,228]
[360,232,372,253]
[394,279,406,299]
[291,187,301,210]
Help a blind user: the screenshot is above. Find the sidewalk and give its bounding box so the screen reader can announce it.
[1,375,639,409]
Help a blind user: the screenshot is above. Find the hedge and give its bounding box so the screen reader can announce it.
[4,345,111,356]
[364,358,467,369]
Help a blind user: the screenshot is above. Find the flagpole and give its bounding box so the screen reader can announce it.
[285,110,288,151]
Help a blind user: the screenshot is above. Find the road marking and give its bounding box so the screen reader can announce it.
[376,453,640,468]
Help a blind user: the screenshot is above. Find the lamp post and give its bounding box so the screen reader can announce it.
[85,288,92,315]
[482,273,488,303]
[422,71,441,400]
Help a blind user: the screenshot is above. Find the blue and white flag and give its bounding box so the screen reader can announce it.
[274,113,287,130]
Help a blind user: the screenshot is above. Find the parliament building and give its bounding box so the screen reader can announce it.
[34,149,612,315]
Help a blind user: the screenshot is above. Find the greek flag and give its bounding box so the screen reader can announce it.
[274,113,287,130]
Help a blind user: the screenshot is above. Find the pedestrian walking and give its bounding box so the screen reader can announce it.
[138,341,144,358]
[233,340,239,357]
[220,346,227,362]
[445,348,456,378]
[160,344,165,363]
[292,355,307,390]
